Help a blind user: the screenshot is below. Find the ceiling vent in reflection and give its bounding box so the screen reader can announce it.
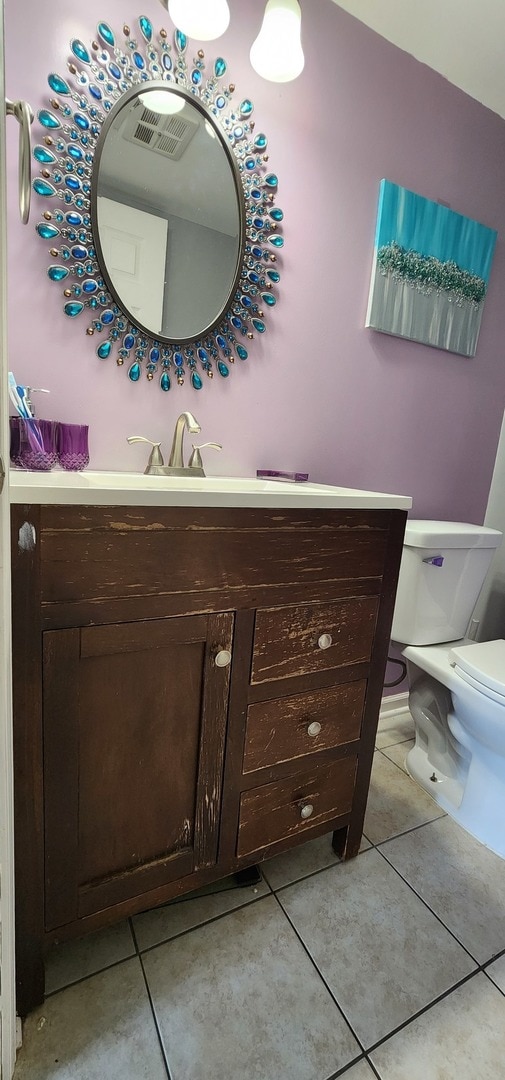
[123,99,199,160]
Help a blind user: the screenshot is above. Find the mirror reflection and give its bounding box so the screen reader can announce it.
[93,84,243,342]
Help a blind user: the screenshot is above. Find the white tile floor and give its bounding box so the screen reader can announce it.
[14,711,505,1079]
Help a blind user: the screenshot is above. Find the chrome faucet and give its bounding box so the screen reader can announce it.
[168,411,201,470]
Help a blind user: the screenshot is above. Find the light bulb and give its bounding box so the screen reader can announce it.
[139,90,185,115]
[250,0,304,83]
[167,0,230,41]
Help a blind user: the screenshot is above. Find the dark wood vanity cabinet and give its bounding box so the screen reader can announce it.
[11,502,406,1015]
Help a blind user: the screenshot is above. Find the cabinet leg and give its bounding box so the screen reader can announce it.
[332,825,361,861]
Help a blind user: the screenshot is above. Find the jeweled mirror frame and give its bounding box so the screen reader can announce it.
[33,15,283,391]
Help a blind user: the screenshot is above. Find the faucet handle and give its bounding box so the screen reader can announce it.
[127,435,164,473]
[188,442,222,471]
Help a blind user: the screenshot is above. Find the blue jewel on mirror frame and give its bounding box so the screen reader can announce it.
[33,16,282,390]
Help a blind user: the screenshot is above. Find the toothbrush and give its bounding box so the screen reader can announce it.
[8,373,43,449]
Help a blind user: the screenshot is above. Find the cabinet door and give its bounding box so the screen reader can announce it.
[43,612,233,929]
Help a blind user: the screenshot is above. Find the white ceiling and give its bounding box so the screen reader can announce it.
[332,0,505,120]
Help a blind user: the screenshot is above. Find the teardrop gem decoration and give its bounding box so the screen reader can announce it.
[236,345,248,360]
[240,99,253,117]
[74,112,89,131]
[97,22,115,48]
[133,51,145,69]
[97,340,112,359]
[267,269,280,283]
[262,292,276,306]
[48,265,69,282]
[264,173,278,189]
[139,16,153,43]
[36,221,60,240]
[214,57,226,77]
[33,144,56,164]
[160,372,171,391]
[48,72,70,95]
[175,29,187,52]
[128,361,141,382]
[64,301,84,317]
[191,371,203,390]
[252,318,266,333]
[38,109,60,129]
[71,39,91,64]
[269,234,284,248]
[269,207,283,222]
[217,360,229,377]
[33,178,56,197]
[254,133,267,150]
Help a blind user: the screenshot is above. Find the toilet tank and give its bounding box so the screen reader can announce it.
[391,520,502,646]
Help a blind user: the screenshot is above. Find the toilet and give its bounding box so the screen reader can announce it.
[391,519,505,856]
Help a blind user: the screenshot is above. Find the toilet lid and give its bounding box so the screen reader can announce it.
[448,640,505,699]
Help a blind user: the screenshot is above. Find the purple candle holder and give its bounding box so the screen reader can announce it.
[11,417,58,471]
[56,423,89,471]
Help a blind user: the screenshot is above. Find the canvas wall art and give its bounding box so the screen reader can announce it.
[365,180,497,357]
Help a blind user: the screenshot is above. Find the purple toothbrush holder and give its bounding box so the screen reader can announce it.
[56,423,89,471]
[10,416,58,471]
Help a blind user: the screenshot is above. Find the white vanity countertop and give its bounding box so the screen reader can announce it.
[9,470,412,511]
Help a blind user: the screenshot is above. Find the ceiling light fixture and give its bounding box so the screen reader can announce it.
[250,0,304,83]
[167,0,230,42]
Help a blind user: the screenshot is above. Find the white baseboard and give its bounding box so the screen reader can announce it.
[379,691,410,721]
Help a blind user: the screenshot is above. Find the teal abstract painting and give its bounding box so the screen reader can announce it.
[366,180,497,356]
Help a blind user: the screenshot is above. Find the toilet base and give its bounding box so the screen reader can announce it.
[406,739,505,860]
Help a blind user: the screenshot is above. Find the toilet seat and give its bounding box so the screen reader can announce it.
[448,640,505,704]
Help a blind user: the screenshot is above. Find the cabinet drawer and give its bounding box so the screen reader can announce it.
[243,681,366,773]
[237,755,357,858]
[251,597,378,684]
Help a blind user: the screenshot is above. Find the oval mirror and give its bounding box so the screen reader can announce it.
[92,82,244,343]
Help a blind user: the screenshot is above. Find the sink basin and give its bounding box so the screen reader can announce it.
[9,468,412,510]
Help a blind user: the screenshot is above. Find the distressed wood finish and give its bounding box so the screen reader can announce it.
[251,597,379,684]
[43,613,233,927]
[237,756,358,858]
[243,681,366,773]
[11,502,407,1016]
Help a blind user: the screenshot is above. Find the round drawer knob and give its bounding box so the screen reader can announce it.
[307,721,321,738]
[300,803,314,820]
[214,649,232,668]
[318,633,332,650]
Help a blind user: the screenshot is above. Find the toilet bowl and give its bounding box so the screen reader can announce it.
[391,520,504,856]
[404,638,505,857]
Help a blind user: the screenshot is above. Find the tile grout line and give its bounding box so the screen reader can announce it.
[375,841,487,967]
[269,889,367,1064]
[131,917,174,1080]
[365,966,486,1057]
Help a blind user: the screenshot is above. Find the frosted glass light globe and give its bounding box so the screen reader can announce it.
[250,0,304,83]
[168,0,230,41]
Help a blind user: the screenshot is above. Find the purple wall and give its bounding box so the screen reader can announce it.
[5,0,505,522]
